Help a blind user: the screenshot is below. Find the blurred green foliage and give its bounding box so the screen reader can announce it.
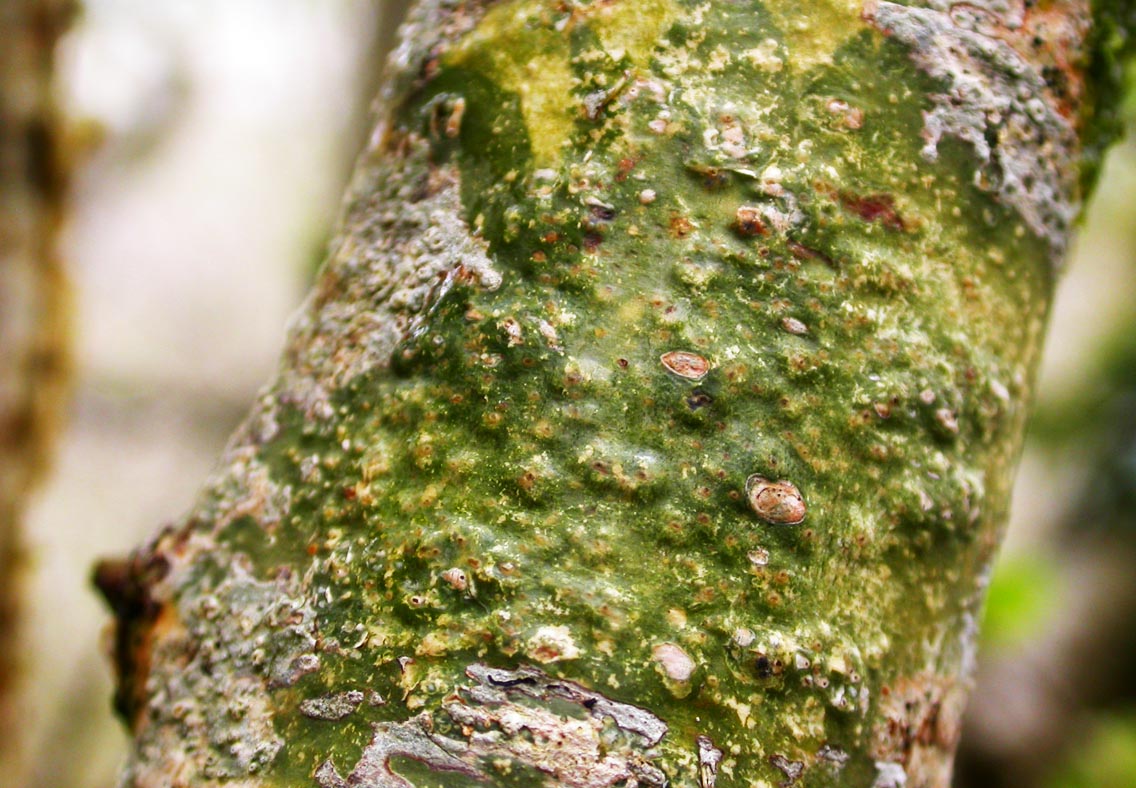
[1029,311,1136,537]
[981,554,1062,649]
[1047,714,1136,788]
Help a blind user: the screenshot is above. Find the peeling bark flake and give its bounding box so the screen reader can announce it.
[697,735,723,788]
[466,663,669,746]
[320,716,483,788]
[322,665,669,788]
[769,753,806,786]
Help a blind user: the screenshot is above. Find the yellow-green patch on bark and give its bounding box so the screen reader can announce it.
[582,0,680,66]
[446,0,577,167]
[765,0,865,71]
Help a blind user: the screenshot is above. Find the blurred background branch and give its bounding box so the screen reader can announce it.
[0,1,75,784]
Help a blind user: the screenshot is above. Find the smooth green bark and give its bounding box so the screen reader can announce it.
[100,1,1130,786]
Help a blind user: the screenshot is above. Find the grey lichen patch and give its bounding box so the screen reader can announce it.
[275,135,501,420]
[865,0,1083,266]
[200,448,293,535]
[381,0,496,108]
[300,691,366,722]
[116,556,318,786]
[277,653,322,688]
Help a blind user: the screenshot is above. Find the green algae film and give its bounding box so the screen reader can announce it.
[101,1,1104,787]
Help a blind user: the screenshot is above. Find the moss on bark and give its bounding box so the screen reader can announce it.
[99,1,1128,786]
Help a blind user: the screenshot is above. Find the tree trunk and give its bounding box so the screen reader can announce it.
[0,0,72,782]
[97,1,1132,786]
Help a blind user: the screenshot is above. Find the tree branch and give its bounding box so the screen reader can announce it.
[99,1,1128,786]
[0,0,73,782]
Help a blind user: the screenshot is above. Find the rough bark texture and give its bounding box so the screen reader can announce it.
[99,1,1133,787]
[0,0,72,782]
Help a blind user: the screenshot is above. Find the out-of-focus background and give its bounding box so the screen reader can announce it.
[10,2,1136,786]
[21,2,397,785]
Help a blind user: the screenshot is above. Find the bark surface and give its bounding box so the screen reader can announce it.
[99,1,1132,787]
[0,0,72,782]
